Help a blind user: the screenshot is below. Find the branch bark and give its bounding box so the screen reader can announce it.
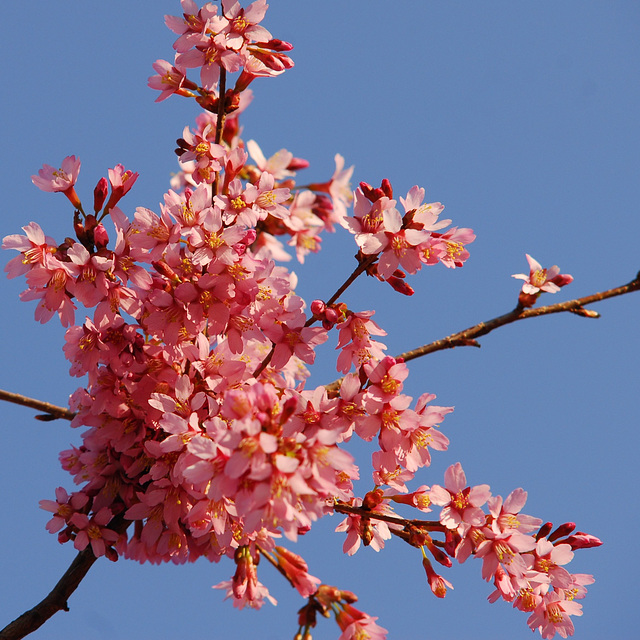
[0,517,129,640]
[398,272,640,364]
[0,548,97,640]
[325,271,640,393]
[0,389,74,421]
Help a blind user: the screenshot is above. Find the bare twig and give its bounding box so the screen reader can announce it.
[0,389,74,421]
[325,272,640,393]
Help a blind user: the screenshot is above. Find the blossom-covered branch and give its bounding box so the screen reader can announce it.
[1,1,624,639]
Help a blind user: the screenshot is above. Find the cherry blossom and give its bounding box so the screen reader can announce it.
[2,3,599,638]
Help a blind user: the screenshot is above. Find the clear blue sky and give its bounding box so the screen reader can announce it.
[1,2,639,639]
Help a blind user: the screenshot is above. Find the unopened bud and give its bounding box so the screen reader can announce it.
[152,260,180,283]
[386,276,415,296]
[426,539,453,568]
[310,299,326,316]
[548,522,576,542]
[288,156,310,171]
[259,38,294,52]
[564,532,603,550]
[93,177,108,213]
[94,223,109,249]
[536,522,553,540]
[359,181,376,201]
[550,273,573,288]
[361,519,374,546]
[362,488,384,510]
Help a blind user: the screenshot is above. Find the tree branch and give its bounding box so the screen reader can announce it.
[325,271,640,393]
[399,272,640,364]
[0,389,74,421]
[0,518,129,640]
[333,502,446,532]
[0,548,97,640]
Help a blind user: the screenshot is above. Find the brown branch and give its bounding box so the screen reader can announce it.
[0,389,74,421]
[0,518,130,640]
[0,549,97,640]
[399,273,640,364]
[333,502,446,532]
[325,272,640,393]
[212,68,227,199]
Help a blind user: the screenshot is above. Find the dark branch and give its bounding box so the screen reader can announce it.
[0,518,129,640]
[325,272,640,393]
[0,548,97,640]
[0,389,74,421]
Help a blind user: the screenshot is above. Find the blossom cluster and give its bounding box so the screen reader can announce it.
[3,2,596,639]
[337,461,600,639]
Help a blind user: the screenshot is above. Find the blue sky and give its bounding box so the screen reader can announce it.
[1,1,639,639]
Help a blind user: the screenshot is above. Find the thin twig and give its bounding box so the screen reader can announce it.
[325,272,640,393]
[333,502,446,532]
[0,389,74,421]
[399,273,640,363]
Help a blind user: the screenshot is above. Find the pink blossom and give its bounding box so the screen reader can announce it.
[527,538,575,589]
[31,155,82,208]
[70,507,119,557]
[335,310,387,373]
[3,222,57,279]
[148,59,193,102]
[336,604,388,640]
[328,154,354,225]
[422,556,454,598]
[488,488,542,535]
[474,529,537,581]
[527,592,583,639]
[371,450,414,492]
[429,462,491,533]
[512,254,573,307]
[40,487,89,534]
[104,164,139,213]
[433,227,475,268]
[273,546,320,598]
[220,0,271,50]
[335,498,393,555]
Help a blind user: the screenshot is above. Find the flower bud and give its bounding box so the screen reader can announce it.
[536,522,553,540]
[548,522,576,542]
[362,488,384,510]
[564,532,603,550]
[94,223,109,249]
[310,299,326,316]
[93,177,109,212]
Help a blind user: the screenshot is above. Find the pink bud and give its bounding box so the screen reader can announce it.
[258,38,294,52]
[93,223,109,249]
[550,273,574,288]
[548,522,576,542]
[93,177,109,212]
[310,299,326,315]
[287,157,310,171]
[564,532,603,550]
[387,276,415,296]
[362,488,384,510]
[536,522,554,540]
